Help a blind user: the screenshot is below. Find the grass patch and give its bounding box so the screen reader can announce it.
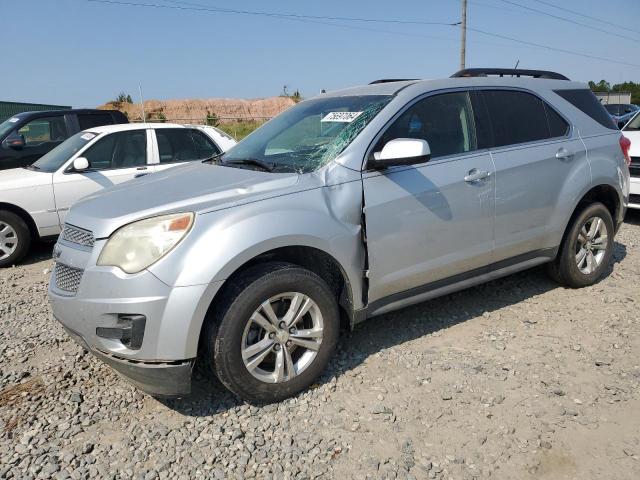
[217,120,265,140]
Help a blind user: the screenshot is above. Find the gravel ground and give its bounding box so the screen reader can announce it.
[1,212,639,480]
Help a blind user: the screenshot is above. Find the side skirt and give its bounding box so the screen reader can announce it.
[353,247,557,324]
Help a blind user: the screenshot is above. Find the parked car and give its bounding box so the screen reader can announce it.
[604,103,640,129]
[0,123,236,266]
[0,109,128,170]
[621,112,640,208]
[49,68,629,403]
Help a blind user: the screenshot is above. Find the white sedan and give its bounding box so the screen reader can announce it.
[621,113,640,209]
[0,123,236,266]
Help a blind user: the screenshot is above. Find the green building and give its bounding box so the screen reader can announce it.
[0,101,71,122]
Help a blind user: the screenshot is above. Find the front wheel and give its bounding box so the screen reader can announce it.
[548,202,614,288]
[205,262,339,403]
[0,210,31,268]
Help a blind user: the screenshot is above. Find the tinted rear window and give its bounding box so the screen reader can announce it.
[481,90,550,147]
[554,89,617,130]
[78,113,114,130]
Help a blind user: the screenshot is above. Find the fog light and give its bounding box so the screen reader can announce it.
[96,314,146,350]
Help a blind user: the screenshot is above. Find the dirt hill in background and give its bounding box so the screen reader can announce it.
[99,96,296,123]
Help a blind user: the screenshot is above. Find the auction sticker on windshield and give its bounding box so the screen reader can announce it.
[81,133,96,141]
[321,112,363,123]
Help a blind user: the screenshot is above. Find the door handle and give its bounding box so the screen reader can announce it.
[136,166,148,170]
[134,172,149,178]
[464,169,491,183]
[555,148,574,160]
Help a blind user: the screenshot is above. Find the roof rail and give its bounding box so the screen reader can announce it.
[369,79,418,84]
[451,68,569,81]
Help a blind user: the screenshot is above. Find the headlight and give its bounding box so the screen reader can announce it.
[97,212,194,274]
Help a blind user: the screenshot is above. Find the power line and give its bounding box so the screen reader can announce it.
[83,0,640,69]
[529,0,640,36]
[495,0,640,43]
[468,26,640,68]
[86,0,460,27]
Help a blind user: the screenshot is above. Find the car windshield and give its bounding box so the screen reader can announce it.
[0,116,21,140]
[604,104,636,115]
[30,131,97,172]
[624,112,640,131]
[220,95,391,173]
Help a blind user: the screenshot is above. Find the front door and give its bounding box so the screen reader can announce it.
[362,91,495,305]
[1,115,69,170]
[52,129,152,225]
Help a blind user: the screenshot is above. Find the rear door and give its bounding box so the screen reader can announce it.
[151,128,221,172]
[476,89,587,261]
[52,129,152,225]
[362,91,496,306]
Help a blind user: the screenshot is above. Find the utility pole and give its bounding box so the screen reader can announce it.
[460,0,467,70]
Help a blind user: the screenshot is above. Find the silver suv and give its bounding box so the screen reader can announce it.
[49,69,630,403]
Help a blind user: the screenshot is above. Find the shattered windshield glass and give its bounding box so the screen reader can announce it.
[220,95,391,173]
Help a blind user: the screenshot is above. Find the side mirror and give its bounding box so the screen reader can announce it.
[369,138,431,169]
[4,132,25,150]
[72,157,90,171]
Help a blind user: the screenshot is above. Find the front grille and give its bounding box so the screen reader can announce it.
[61,224,95,248]
[54,263,84,293]
[630,157,640,178]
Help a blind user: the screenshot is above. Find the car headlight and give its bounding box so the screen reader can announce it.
[97,212,194,274]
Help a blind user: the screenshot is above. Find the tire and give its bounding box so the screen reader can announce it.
[548,202,614,288]
[204,262,340,403]
[0,210,31,268]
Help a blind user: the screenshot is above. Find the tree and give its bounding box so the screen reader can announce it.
[115,91,133,104]
[205,111,219,127]
[589,80,640,104]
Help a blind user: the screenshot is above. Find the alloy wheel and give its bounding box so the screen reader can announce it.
[575,215,608,274]
[241,292,324,384]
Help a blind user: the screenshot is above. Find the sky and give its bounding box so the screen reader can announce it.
[1,0,639,107]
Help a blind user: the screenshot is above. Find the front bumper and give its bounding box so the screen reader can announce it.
[62,325,193,396]
[49,237,223,397]
[629,176,640,209]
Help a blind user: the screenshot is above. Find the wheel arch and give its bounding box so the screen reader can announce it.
[203,245,356,332]
[0,202,39,240]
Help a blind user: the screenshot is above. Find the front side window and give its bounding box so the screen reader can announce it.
[18,116,67,146]
[221,95,391,173]
[372,91,477,159]
[156,129,198,163]
[82,130,147,170]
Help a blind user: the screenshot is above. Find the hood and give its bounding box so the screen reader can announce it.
[66,162,319,238]
[0,167,52,192]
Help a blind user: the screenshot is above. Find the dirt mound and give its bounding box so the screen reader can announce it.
[99,96,296,123]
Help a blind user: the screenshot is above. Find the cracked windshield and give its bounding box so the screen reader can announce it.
[220,95,391,173]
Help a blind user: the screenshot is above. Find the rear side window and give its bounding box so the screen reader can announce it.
[155,129,198,163]
[190,129,221,158]
[481,90,550,147]
[78,113,114,130]
[544,104,570,137]
[554,89,617,130]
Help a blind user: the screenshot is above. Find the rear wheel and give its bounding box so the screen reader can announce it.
[548,202,614,288]
[204,262,339,403]
[0,210,31,267]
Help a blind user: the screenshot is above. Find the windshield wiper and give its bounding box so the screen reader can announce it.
[222,158,275,172]
[202,153,224,164]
